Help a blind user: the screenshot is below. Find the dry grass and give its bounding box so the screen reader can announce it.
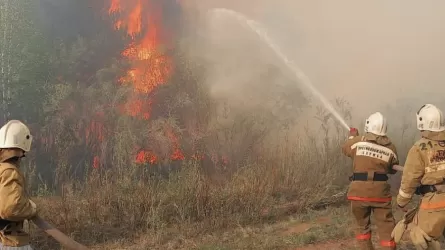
[23,98,424,249]
[24,119,424,249]
[26,143,429,250]
[26,122,354,250]
[29,158,349,249]
[22,39,379,248]
[32,202,355,249]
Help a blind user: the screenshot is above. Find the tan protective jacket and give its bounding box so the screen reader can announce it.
[0,154,37,246]
[397,131,445,209]
[343,133,399,202]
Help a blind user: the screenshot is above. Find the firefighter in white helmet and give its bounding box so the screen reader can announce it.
[343,112,398,250]
[395,104,445,250]
[0,120,37,249]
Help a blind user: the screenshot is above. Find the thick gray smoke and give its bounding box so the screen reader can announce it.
[182,0,445,145]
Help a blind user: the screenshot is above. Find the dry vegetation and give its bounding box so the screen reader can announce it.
[24,115,425,249]
[17,78,427,249]
[3,1,444,250]
[24,105,356,249]
[3,3,430,249]
[22,100,431,250]
[19,34,362,249]
[10,32,427,250]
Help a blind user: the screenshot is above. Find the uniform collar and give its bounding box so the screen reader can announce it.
[363,132,392,146]
[421,131,445,141]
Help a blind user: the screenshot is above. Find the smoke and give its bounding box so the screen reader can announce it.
[180,0,445,136]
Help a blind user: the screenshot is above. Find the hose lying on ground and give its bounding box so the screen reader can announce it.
[31,216,89,250]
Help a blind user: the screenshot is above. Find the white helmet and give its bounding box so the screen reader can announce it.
[416,104,445,132]
[0,120,32,152]
[364,112,387,136]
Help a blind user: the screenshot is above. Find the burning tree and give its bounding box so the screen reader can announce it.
[101,0,308,172]
[107,0,186,165]
[31,0,308,188]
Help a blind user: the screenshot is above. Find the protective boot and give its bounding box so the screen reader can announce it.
[357,239,375,250]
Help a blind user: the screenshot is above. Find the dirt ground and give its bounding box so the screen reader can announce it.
[88,203,420,250]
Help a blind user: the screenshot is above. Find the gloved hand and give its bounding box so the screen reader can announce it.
[391,219,407,243]
[392,207,418,243]
[349,127,359,137]
[410,226,432,250]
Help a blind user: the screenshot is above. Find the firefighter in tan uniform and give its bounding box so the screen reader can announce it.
[396,104,445,250]
[343,112,399,250]
[0,120,37,249]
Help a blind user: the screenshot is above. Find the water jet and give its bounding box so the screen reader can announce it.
[207,8,350,130]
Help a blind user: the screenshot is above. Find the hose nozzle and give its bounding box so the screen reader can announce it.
[349,127,359,137]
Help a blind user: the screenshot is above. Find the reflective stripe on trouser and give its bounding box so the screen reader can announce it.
[355,233,374,250]
[380,240,396,248]
[0,243,33,250]
[356,233,371,240]
[351,200,396,250]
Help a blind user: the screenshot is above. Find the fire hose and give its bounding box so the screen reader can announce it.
[393,165,404,172]
[31,216,89,250]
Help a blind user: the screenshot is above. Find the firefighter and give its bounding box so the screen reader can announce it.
[396,104,445,250]
[0,120,37,249]
[343,112,398,250]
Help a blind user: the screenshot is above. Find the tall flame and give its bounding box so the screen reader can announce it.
[109,0,172,94]
[108,0,182,164]
[109,0,121,14]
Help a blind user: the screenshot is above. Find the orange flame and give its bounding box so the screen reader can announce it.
[136,150,157,164]
[166,126,185,160]
[108,0,121,14]
[109,0,172,95]
[93,156,100,169]
[119,98,152,120]
[108,0,183,164]
[127,0,142,38]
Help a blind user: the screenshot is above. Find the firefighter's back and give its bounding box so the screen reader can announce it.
[347,133,398,202]
[342,112,398,250]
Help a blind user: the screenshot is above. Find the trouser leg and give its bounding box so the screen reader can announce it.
[373,201,396,249]
[351,201,374,250]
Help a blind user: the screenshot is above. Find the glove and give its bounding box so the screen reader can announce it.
[410,226,432,250]
[349,127,359,137]
[391,207,418,243]
[391,219,407,243]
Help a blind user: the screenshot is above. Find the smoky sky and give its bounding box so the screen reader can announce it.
[185,0,445,129]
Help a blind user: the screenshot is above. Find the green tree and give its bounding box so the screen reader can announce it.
[0,0,50,124]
